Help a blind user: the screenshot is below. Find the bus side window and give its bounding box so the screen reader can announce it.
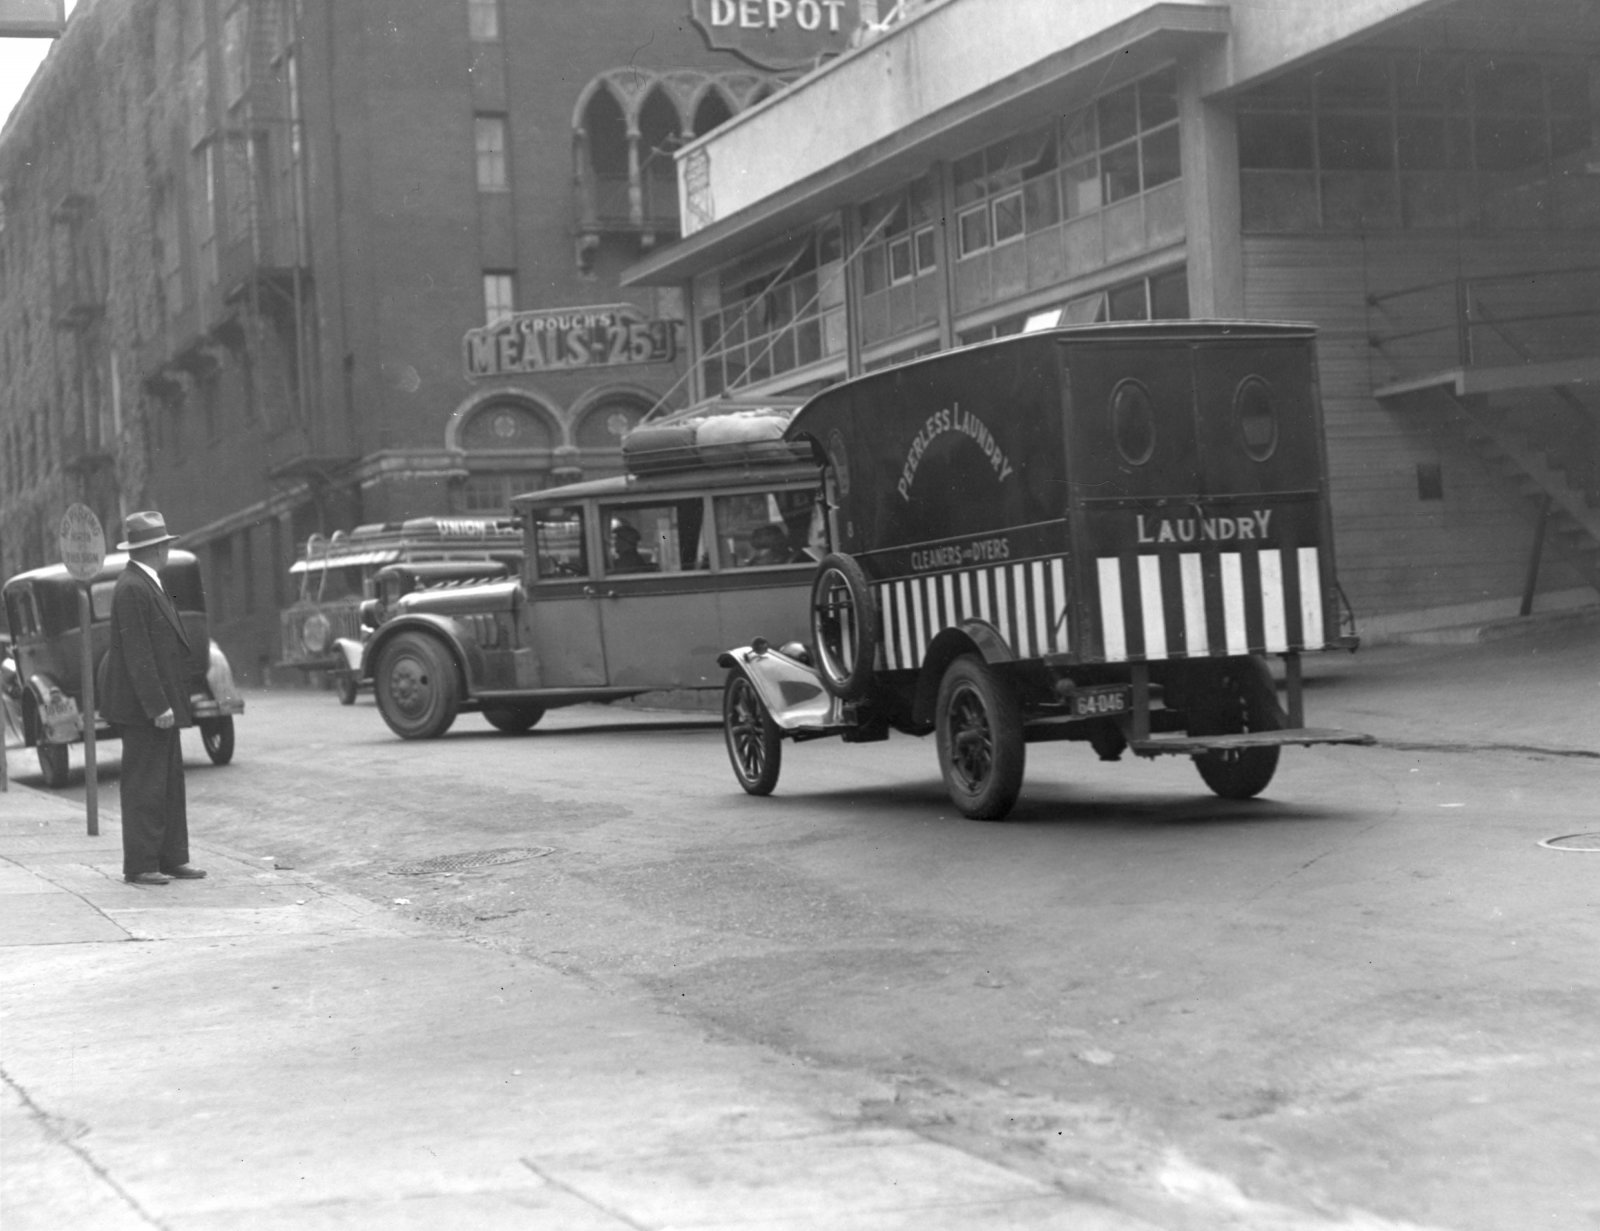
[713,487,822,568]
[532,508,588,580]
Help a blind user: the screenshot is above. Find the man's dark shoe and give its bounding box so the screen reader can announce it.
[163,866,207,880]
[125,872,172,885]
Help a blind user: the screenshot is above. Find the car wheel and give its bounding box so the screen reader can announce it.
[723,670,782,796]
[375,632,461,740]
[483,704,545,734]
[935,654,1024,820]
[200,717,235,765]
[37,741,70,789]
[810,552,879,701]
[1189,656,1285,800]
[336,674,359,706]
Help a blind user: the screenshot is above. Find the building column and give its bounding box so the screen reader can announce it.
[1179,58,1244,318]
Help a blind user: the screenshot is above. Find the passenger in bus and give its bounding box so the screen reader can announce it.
[609,521,655,573]
[745,524,792,566]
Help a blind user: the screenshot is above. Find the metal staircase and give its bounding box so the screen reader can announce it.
[1369,267,1600,603]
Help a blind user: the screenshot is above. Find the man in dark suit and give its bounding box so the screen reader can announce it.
[101,511,206,886]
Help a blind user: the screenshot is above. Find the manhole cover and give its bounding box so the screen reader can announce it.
[1537,833,1600,852]
[391,847,554,875]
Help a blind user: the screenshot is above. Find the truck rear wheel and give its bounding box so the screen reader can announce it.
[375,632,460,740]
[810,553,878,700]
[483,704,545,734]
[1190,656,1285,800]
[935,654,1024,820]
[723,671,781,796]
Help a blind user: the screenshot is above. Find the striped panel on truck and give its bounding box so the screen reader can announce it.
[876,558,1069,671]
[1095,546,1325,662]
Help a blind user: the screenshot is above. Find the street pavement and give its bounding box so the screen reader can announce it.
[2,609,1595,1231]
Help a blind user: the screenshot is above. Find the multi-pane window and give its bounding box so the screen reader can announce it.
[948,66,1183,318]
[462,472,540,513]
[858,175,942,349]
[958,267,1189,344]
[697,225,846,396]
[474,114,508,190]
[468,0,500,41]
[482,271,515,323]
[1239,51,1600,232]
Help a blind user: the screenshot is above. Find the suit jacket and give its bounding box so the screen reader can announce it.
[100,564,194,728]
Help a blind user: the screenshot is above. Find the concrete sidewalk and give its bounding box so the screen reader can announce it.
[0,786,1162,1231]
[3,611,1594,1231]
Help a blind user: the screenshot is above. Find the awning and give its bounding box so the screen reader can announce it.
[288,549,401,575]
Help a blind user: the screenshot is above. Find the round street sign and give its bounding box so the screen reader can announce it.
[59,503,107,582]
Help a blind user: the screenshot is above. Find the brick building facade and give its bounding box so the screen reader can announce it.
[0,0,812,680]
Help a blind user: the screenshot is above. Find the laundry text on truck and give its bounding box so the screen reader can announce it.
[897,402,1015,501]
[1135,508,1274,545]
[462,304,681,380]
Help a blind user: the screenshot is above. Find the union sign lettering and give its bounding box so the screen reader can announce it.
[689,0,857,69]
[463,305,682,380]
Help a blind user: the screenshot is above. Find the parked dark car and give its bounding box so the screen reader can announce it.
[1,551,245,787]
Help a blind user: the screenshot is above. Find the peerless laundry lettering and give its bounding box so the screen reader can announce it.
[897,403,1015,500]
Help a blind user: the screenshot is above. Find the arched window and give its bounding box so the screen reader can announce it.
[581,86,631,229]
[638,87,683,241]
[691,89,733,139]
[457,400,558,513]
[573,394,650,479]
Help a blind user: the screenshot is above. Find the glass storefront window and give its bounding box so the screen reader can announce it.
[1240,50,1599,233]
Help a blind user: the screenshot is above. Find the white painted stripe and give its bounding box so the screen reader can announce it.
[1049,557,1068,653]
[1138,555,1166,661]
[959,569,974,624]
[1220,553,1248,655]
[1299,547,1324,647]
[909,577,926,664]
[1097,557,1127,662]
[941,572,957,641]
[1258,550,1288,652]
[1030,561,1049,657]
[1179,552,1207,658]
[976,566,992,623]
[995,566,1012,656]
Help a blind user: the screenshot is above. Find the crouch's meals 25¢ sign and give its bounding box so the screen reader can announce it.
[464,305,681,379]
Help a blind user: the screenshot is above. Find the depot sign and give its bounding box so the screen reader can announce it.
[690,0,857,69]
[463,305,682,380]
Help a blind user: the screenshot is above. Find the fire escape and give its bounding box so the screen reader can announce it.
[1369,266,1600,608]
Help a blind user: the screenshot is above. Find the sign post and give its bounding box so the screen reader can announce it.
[59,504,106,836]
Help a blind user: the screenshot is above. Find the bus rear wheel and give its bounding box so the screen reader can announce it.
[935,655,1024,820]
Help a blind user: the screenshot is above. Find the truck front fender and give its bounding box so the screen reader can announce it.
[721,644,843,733]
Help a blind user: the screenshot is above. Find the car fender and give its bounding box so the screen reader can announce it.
[912,620,1015,727]
[719,645,842,733]
[19,671,79,744]
[362,613,481,692]
[205,639,246,713]
[332,635,365,674]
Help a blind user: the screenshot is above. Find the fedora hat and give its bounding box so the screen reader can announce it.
[117,510,180,551]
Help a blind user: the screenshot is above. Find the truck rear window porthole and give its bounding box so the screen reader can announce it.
[1110,380,1156,466]
[1235,376,1278,462]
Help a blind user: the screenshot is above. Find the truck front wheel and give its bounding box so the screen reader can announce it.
[375,632,460,740]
